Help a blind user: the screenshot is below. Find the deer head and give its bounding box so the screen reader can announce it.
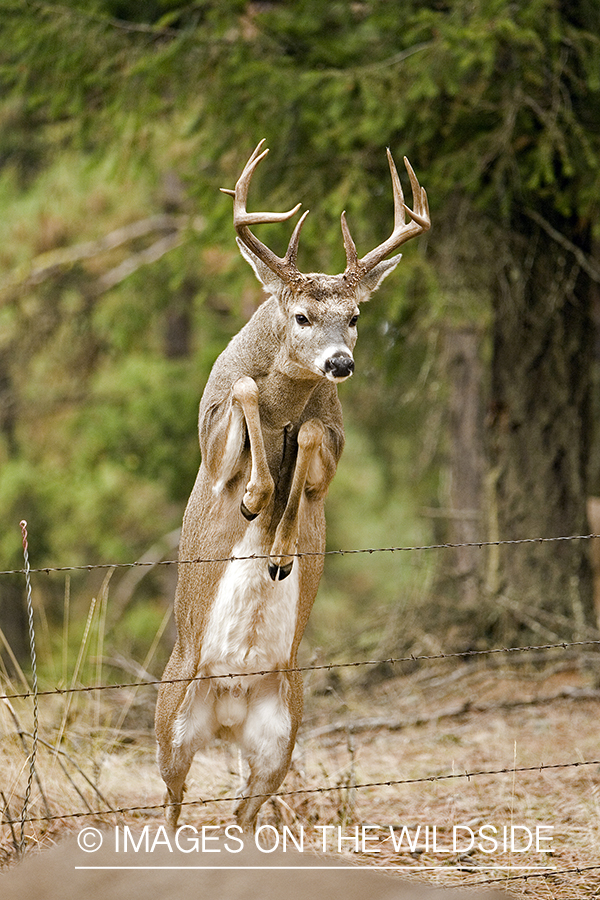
[221,140,430,383]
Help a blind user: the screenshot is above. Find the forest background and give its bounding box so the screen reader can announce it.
[1,0,600,680]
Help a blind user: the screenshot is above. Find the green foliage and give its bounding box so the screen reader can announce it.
[1,0,600,651]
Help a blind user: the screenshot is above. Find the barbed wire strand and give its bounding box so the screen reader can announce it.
[18,521,38,856]
[14,758,600,828]
[467,862,600,886]
[2,637,600,702]
[1,531,599,578]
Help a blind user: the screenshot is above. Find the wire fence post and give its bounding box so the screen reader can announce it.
[19,519,39,855]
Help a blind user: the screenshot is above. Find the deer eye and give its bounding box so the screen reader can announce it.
[349,314,359,327]
[295,313,311,326]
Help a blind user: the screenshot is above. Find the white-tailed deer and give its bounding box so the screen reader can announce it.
[155,141,430,832]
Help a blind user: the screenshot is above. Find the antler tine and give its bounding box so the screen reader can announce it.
[387,147,406,231]
[219,139,268,201]
[345,150,431,279]
[284,209,310,266]
[340,210,358,270]
[403,156,431,229]
[221,140,305,282]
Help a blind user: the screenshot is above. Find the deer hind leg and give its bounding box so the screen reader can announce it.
[158,742,194,833]
[234,673,299,833]
[268,418,325,581]
[231,376,274,520]
[156,676,217,831]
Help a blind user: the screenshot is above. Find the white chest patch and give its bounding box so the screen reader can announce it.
[200,523,300,678]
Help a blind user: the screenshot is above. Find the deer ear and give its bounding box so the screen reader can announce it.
[355,254,402,302]
[236,238,285,296]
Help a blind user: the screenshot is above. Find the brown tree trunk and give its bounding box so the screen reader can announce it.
[487,223,595,641]
[442,326,485,609]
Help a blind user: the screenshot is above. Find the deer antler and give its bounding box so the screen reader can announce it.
[221,139,309,283]
[341,149,430,279]
[223,142,429,286]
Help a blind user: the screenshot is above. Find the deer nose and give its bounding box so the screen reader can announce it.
[325,353,354,379]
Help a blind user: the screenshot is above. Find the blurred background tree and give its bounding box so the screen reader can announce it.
[1,0,599,675]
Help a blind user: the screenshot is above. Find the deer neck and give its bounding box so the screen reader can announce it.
[255,364,320,431]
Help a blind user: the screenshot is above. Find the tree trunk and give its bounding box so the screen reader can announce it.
[487,222,595,641]
[442,326,485,609]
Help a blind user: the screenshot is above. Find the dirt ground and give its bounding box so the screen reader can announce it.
[1,651,600,898]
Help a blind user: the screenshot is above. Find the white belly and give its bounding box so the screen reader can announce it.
[200,522,300,676]
[173,523,298,750]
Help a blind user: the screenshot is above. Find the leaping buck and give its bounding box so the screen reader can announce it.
[155,141,430,832]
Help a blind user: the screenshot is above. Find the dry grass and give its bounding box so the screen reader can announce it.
[2,655,600,898]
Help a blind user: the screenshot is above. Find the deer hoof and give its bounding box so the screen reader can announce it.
[268,561,293,581]
[240,501,259,521]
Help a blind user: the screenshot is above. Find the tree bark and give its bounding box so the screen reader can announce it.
[487,222,595,640]
[442,326,485,608]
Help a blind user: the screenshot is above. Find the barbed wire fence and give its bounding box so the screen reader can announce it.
[2,526,600,890]
[2,530,600,577]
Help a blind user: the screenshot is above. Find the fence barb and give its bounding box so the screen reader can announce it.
[1,531,599,577]
[14,757,600,827]
[18,520,39,855]
[2,638,599,703]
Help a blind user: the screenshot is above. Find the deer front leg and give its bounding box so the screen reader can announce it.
[231,376,274,520]
[268,418,330,581]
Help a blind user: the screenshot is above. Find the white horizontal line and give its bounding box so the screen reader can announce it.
[75,865,558,871]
